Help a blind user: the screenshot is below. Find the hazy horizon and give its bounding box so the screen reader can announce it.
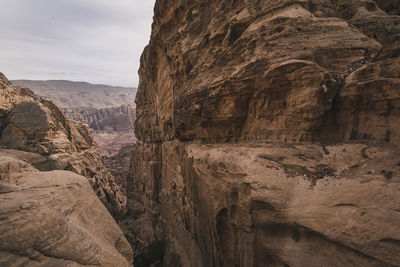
[0,0,155,87]
[10,78,137,88]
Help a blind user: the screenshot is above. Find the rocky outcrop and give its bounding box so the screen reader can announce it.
[128,1,400,266]
[12,80,138,196]
[0,73,125,214]
[63,105,137,194]
[0,73,133,266]
[62,105,136,132]
[9,80,138,195]
[0,150,133,266]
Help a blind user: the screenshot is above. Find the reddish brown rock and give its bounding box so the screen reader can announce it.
[9,80,138,197]
[0,73,126,214]
[0,151,133,266]
[128,0,400,266]
[63,104,136,132]
[63,105,137,195]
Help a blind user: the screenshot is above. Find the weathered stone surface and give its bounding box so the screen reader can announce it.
[63,104,136,132]
[0,73,125,215]
[63,105,137,195]
[128,0,400,266]
[0,73,134,266]
[134,0,400,144]
[130,142,400,266]
[9,80,138,197]
[0,73,35,111]
[0,152,133,266]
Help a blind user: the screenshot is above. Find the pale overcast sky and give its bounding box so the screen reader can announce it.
[0,0,155,87]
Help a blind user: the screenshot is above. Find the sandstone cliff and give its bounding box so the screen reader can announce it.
[62,104,136,133]
[11,79,138,197]
[0,72,134,265]
[128,1,400,266]
[0,73,126,214]
[63,105,137,195]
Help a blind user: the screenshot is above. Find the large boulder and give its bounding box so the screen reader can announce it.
[0,152,133,266]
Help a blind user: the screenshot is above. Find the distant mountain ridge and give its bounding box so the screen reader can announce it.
[11,79,137,109]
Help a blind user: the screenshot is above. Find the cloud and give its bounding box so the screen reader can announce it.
[0,0,155,87]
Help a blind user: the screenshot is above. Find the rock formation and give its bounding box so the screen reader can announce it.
[0,72,133,265]
[63,105,137,195]
[63,104,136,133]
[0,73,125,214]
[0,150,133,266]
[128,1,400,266]
[10,79,138,196]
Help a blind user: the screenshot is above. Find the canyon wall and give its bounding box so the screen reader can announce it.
[0,73,125,214]
[128,0,400,266]
[63,105,136,133]
[63,105,137,194]
[11,80,138,196]
[0,73,133,265]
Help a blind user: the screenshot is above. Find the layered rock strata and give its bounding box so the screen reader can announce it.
[63,105,136,133]
[128,0,400,266]
[0,73,133,266]
[0,150,133,266]
[0,73,125,214]
[63,105,137,194]
[9,80,138,194]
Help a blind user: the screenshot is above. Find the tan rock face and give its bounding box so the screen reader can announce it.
[0,152,133,266]
[62,105,137,195]
[62,104,136,132]
[130,142,400,266]
[9,80,138,197]
[0,73,125,215]
[134,0,400,143]
[128,0,400,266]
[0,73,35,111]
[0,73,134,265]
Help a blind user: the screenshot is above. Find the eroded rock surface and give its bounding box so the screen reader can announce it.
[130,142,400,267]
[63,104,136,133]
[0,151,133,266]
[63,104,137,195]
[128,0,400,266]
[14,80,138,196]
[0,73,125,214]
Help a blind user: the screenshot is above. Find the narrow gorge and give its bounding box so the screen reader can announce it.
[0,73,133,265]
[1,0,399,266]
[11,80,138,192]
